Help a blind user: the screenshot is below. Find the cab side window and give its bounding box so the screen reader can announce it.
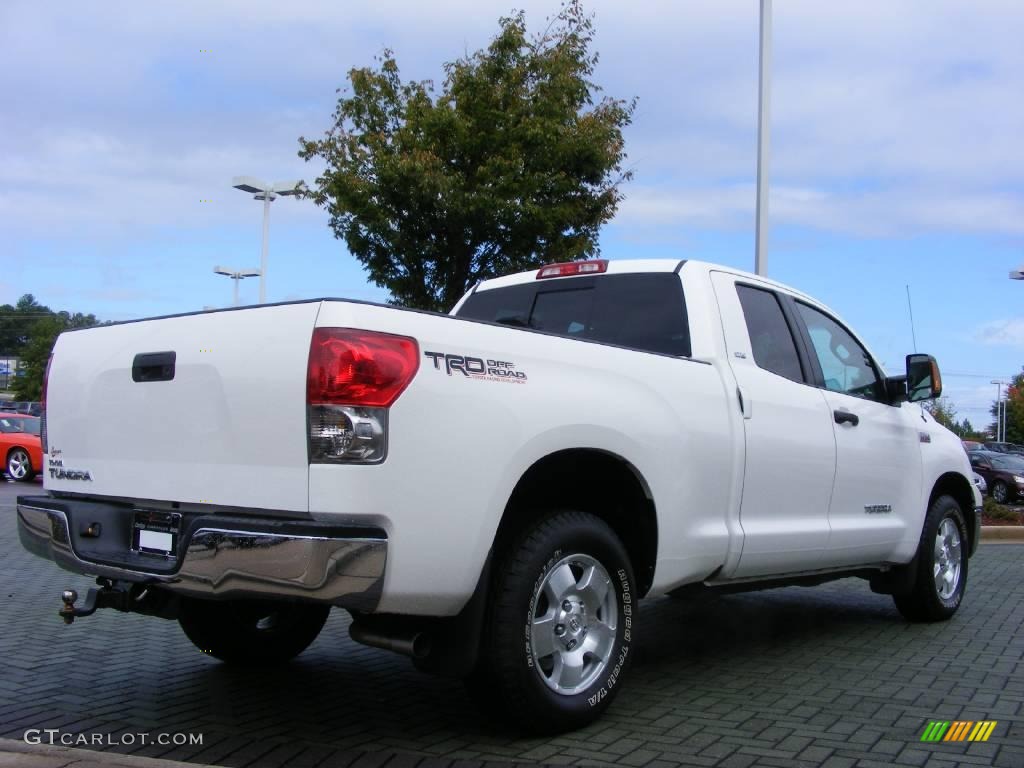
[796,302,883,401]
[736,285,804,383]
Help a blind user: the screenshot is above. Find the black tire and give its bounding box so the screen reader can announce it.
[893,495,968,622]
[992,481,1009,504]
[6,447,35,482]
[178,598,329,665]
[467,511,636,733]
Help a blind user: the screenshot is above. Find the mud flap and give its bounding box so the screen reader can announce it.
[869,555,919,596]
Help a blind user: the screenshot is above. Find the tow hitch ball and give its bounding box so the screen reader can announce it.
[59,589,84,624]
[58,579,137,624]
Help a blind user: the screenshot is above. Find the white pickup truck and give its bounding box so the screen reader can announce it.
[19,258,980,732]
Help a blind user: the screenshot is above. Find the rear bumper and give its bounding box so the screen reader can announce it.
[17,495,387,611]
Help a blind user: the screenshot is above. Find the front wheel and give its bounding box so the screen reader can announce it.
[468,511,636,733]
[6,448,35,482]
[893,495,968,622]
[178,598,329,665]
[992,481,1009,504]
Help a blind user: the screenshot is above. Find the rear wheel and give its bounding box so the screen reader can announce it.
[468,511,635,733]
[893,495,968,622]
[178,598,329,665]
[6,448,34,482]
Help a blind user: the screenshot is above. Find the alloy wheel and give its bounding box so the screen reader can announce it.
[933,517,963,601]
[7,450,29,480]
[529,554,618,696]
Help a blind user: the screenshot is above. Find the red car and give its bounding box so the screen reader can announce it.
[1,414,42,482]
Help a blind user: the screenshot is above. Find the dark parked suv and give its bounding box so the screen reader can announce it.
[968,450,1024,504]
[984,441,1024,455]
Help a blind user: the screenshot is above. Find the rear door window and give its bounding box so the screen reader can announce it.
[457,273,691,356]
[735,285,804,383]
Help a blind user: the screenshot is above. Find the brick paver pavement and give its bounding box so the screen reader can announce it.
[1,482,1021,767]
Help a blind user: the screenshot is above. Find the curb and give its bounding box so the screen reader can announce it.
[0,738,218,768]
[980,525,1024,541]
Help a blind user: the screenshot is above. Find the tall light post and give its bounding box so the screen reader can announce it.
[232,177,305,303]
[214,266,261,307]
[754,0,772,277]
[991,379,1006,442]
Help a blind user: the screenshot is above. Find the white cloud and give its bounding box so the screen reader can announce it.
[974,318,1024,346]
[0,0,1022,245]
[617,182,1024,238]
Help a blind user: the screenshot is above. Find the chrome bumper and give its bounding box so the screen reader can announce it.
[17,500,386,611]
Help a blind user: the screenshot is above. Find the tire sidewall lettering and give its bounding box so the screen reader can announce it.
[587,567,633,708]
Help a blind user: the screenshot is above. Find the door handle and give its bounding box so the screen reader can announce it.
[834,409,859,427]
[737,386,752,419]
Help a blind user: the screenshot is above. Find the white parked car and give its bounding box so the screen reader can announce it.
[19,259,980,732]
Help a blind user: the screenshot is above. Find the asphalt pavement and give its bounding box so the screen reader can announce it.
[1,479,1021,768]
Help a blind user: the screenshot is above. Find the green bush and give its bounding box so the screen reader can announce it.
[983,496,1021,523]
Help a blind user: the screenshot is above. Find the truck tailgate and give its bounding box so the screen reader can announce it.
[44,302,321,511]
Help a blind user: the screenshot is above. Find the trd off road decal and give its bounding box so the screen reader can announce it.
[424,351,528,383]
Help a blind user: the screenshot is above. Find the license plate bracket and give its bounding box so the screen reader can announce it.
[131,510,181,557]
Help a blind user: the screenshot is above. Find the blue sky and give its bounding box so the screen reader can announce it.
[2,0,1022,427]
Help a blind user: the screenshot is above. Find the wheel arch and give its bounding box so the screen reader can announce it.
[929,471,978,555]
[494,448,658,597]
[6,444,30,464]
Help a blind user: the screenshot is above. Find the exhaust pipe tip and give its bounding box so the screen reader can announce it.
[408,632,431,659]
[350,622,431,659]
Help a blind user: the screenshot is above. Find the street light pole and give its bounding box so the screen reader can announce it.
[754,0,772,277]
[260,194,272,304]
[991,380,1005,442]
[214,266,262,307]
[232,177,305,304]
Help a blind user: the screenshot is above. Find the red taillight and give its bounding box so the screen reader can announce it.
[536,259,608,279]
[307,328,419,408]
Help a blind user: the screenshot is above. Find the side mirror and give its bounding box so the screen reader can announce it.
[906,354,942,402]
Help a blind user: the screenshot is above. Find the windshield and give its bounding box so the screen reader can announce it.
[0,416,40,435]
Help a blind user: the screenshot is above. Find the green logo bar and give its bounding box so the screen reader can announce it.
[921,721,950,742]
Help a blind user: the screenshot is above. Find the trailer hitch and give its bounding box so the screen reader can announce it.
[59,580,128,624]
[58,579,180,624]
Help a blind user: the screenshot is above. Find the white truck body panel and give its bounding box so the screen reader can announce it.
[37,259,980,618]
[45,302,320,512]
[308,296,735,614]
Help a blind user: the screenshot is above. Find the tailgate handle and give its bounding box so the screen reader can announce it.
[132,351,176,383]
